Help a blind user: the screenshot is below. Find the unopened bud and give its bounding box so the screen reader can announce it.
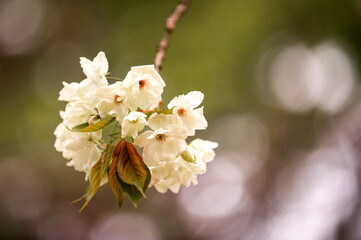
[181,150,195,163]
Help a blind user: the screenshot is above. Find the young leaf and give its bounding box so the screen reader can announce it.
[78,146,109,211]
[77,116,115,132]
[113,140,151,194]
[115,170,144,207]
[72,122,89,132]
[101,140,117,178]
[108,151,125,210]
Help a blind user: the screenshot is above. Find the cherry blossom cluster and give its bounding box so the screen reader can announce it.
[54,51,217,194]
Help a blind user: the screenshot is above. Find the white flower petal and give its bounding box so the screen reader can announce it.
[178,107,207,135]
[134,130,153,147]
[149,138,218,193]
[128,65,165,87]
[79,51,108,86]
[148,113,180,131]
[58,82,79,101]
[54,121,103,180]
[167,91,207,136]
[93,51,109,75]
[168,91,204,109]
[123,65,165,111]
[187,91,204,108]
[121,111,147,138]
[61,101,97,128]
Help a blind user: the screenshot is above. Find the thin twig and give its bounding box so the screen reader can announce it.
[154,0,191,72]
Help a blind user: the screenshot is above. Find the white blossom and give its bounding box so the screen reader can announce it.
[80,51,109,86]
[134,113,187,167]
[168,91,207,136]
[149,138,218,193]
[190,138,218,163]
[149,158,199,193]
[60,101,97,129]
[59,51,109,104]
[55,50,217,195]
[58,82,80,102]
[54,123,102,180]
[123,65,165,111]
[121,111,147,138]
[95,82,129,122]
[147,112,180,129]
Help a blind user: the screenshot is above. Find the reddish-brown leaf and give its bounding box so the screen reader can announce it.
[108,150,125,210]
[113,140,150,195]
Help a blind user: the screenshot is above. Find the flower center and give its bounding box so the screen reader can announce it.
[177,108,186,117]
[139,80,146,89]
[155,134,166,142]
[114,95,123,104]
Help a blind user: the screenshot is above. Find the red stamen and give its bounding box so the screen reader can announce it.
[139,80,146,89]
[177,108,186,117]
[114,95,123,104]
[155,134,166,142]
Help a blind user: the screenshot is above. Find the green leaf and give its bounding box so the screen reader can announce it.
[115,170,143,207]
[76,116,115,132]
[101,140,117,178]
[77,145,109,211]
[125,136,134,143]
[108,150,125,210]
[72,122,89,132]
[113,140,151,195]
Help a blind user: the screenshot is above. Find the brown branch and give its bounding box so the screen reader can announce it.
[154,0,191,72]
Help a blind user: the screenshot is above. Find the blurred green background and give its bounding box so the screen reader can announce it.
[1,0,361,239]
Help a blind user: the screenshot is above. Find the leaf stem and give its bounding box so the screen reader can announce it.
[109,121,120,144]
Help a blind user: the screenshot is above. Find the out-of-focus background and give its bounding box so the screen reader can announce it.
[0,0,361,239]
